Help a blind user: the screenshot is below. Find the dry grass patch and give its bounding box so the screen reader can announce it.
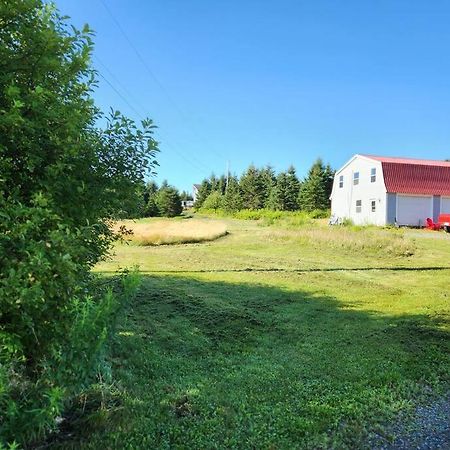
[116,219,228,246]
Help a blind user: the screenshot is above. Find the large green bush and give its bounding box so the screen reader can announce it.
[0,0,156,445]
[202,191,224,211]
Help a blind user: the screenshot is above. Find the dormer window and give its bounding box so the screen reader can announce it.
[339,175,343,188]
[353,172,359,185]
[371,168,376,183]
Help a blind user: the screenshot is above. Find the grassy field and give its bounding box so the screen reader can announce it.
[53,216,449,449]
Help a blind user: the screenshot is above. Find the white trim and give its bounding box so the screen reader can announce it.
[334,154,381,176]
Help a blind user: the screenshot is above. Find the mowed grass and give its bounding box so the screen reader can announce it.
[115,217,228,246]
[55,217,450,449]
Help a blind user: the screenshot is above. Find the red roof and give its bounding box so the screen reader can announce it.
[363,155,450,196]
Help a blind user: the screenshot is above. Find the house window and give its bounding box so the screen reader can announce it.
[353,172,359,185]
[339,175,343,188]
[371,200,376,212]
[356,200,362,213]
[371,168,376,183]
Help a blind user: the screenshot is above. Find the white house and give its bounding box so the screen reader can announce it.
[192,184,201,203]
[330,154,450,226]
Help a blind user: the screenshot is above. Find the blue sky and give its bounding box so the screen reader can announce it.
[56,0,450,193]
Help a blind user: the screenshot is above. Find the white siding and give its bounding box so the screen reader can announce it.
[330,155,387,225]
[441,197,450,214]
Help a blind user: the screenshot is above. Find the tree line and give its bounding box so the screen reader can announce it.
[194,159,335,213]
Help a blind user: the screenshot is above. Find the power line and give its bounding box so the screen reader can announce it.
[98,0,227,162]
[97,67,211,178]
[97,72,143,119]
[95,55,148,117]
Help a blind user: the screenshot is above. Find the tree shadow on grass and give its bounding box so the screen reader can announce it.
[49,274,450,450]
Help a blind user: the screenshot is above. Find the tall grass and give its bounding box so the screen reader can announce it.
[115,219,228,246]
[267,226,415,257]
[197,209,414,257]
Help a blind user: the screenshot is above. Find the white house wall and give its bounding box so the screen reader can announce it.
[330,156,387,225]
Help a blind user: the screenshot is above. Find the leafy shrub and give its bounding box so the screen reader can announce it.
[202,191,224,211]
[200,208,329,226]
[0,199,142,444]
[0,1,154,446]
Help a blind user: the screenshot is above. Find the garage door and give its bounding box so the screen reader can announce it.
[397,195,432,226]
[441,197,450,214]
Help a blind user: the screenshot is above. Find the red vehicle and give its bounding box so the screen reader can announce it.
[438,214,450,233]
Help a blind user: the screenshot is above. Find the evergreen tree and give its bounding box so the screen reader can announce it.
[323,163,335,200]
[285,165,301,210]
[209,173,219,192]
[239,165,265,209]
[298,158,333,211]
[260,165,276,208]
[269,166,300,211]
[143,181,159,216]
[222,176,243,212]
[193,179,211,208]
[180,190,193,201]
[156,184,182,217]
[217,174,227,195]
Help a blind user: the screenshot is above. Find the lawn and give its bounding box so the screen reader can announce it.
[52,217,450,449]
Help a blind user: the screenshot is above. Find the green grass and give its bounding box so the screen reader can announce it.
[50,217,450,449]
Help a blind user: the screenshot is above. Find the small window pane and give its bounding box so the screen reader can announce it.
[371,168,376,183]
[339,175,343,188]
[353,172,359,185]
[356,200,362,213]
[371,200,376,212]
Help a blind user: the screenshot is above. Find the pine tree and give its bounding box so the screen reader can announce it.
[260,165,276,208]
[323,163,335,201]
[285,165,301,210]
[298,158,332,211]
[180,190,193,201]
[156,184,182,217]
[222,176,243,212]
[269,166,300,211]
[239,165,265,209]
[194,179,211,208]
[217,174,227,195]
[143,180,159,216]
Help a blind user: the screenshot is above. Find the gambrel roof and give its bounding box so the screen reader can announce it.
[363,155,450,196]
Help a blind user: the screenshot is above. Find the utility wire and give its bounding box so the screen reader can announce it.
[95,55,148,117]
[97,72,143,119]
[96,66,211,178]
[98,0,227,161]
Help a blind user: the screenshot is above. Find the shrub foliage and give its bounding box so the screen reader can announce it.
[0,1,157,444]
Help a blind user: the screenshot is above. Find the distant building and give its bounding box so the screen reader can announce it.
[181,200,194,209]
[192,184,201,203]
[330,154,450,226]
